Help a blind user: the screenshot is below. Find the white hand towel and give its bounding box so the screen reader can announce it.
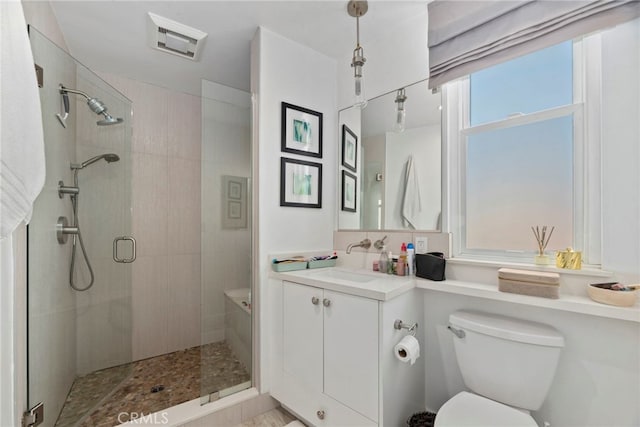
[0,1,46,238]
[401,156,422,229]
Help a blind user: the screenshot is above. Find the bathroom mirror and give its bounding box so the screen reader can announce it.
[338,79,442,231]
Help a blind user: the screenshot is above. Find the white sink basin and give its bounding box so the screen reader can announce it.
[308,269,377,283]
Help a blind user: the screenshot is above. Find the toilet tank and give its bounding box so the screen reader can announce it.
[449,310,564,411]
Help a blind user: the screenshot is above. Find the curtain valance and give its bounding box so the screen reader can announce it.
[428,0,640,88]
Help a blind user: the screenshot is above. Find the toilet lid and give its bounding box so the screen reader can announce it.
[434,392,538,427]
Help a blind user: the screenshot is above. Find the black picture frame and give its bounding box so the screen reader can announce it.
[281,102,323,158]
[280,157,323,208]
[341,124,358,172]
[341,170,357,212]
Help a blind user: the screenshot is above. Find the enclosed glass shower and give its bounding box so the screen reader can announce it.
[27,27,252,427]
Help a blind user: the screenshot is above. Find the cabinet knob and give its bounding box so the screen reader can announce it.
[317,410,325,420]
[323,298,331,307]
[311,296,320,305]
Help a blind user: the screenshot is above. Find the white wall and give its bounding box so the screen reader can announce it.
[252,27,337,391]
[337,106,361,230]
[600,18,640,283]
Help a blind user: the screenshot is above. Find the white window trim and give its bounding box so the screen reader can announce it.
[444,35,602,266]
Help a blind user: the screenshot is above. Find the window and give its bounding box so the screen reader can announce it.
[446,37,601,263]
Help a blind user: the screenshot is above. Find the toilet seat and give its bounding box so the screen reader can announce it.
[434,391,538,427]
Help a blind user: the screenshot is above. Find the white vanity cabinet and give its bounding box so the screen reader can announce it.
[269,269,424,427]
[277,280,378,426]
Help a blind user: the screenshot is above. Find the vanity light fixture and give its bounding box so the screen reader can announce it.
[348,0,368,109]
[394,88,407,133]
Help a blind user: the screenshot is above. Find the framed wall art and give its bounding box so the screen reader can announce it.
[341,124,357,172]
[281,102,323,158]
[341,170,357,212]
[280,157,322,208]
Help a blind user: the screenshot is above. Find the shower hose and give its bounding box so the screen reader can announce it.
[69,183,95,291]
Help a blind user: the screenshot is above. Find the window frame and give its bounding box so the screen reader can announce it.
[443,35,602,266]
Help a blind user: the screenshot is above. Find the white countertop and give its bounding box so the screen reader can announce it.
[416,278,640,323]
[270,267,414,301]
[270,266,640,322]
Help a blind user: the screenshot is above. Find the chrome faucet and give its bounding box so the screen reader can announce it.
[373,235,388,250]
[346,238,371,254]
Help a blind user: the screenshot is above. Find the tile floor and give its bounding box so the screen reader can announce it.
[55,341,250,427]
[236,408,298,427]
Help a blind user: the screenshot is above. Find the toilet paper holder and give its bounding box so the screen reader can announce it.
[394,319,418,336]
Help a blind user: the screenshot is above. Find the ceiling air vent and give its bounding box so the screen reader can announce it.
[147,12,207,61]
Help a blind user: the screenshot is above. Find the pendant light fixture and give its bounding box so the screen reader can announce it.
[348,0,368,109]
[393,88,407,133]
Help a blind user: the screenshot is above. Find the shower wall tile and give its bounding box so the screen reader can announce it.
[167,254,201,352]
[168,91,202,160]
[168,157,201,255]
[104,74,203,362]
[76,298,131,374]
[132,152,168,257]
[132,255,169,361]
[202,312,226,344]
[129,81,169,156]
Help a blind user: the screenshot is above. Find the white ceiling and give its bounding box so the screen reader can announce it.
[50,1,428,96]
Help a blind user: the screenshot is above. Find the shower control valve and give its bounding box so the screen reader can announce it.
[56,216,78,244]
[58,180,79,199]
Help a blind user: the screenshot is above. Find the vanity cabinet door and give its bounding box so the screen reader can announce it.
[323,290,379,423]
[283,281,324,392]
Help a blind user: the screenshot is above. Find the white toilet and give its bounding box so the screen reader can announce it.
[435,310,565,427]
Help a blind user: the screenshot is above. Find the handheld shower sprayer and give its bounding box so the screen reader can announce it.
[70,153,120,170]
[59,153,121,291]
[56,85,124,127]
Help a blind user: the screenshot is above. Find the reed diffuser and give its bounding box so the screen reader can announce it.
[531,225,554,265]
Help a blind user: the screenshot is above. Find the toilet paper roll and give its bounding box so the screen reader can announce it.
[394,335,420,365]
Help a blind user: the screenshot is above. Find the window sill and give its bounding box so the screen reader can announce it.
[447,257,612,278]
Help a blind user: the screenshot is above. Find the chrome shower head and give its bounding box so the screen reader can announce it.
[58,85,124,126]
[71,153,120,170]
[97,113,124,126]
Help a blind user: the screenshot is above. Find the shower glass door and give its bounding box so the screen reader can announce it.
[200,81,253,403]
[28,27,133,427]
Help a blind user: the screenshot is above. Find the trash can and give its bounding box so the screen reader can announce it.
[407,411,437,427]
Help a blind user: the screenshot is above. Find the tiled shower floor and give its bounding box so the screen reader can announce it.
[55,341,250,427]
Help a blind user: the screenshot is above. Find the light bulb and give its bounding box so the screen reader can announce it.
[351,45,367,109]
[393,88,407,132]
[394,109,406,133]
[354,75,367,108]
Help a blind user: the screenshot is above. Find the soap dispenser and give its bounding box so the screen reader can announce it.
[379,247,388,274]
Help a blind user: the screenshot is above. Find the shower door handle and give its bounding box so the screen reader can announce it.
[113,236,136,263]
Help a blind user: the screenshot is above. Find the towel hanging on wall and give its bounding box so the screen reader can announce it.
[401,156,422,229]
[0,1,46,239]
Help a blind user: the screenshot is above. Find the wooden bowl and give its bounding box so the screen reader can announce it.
[587,284,638,307]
